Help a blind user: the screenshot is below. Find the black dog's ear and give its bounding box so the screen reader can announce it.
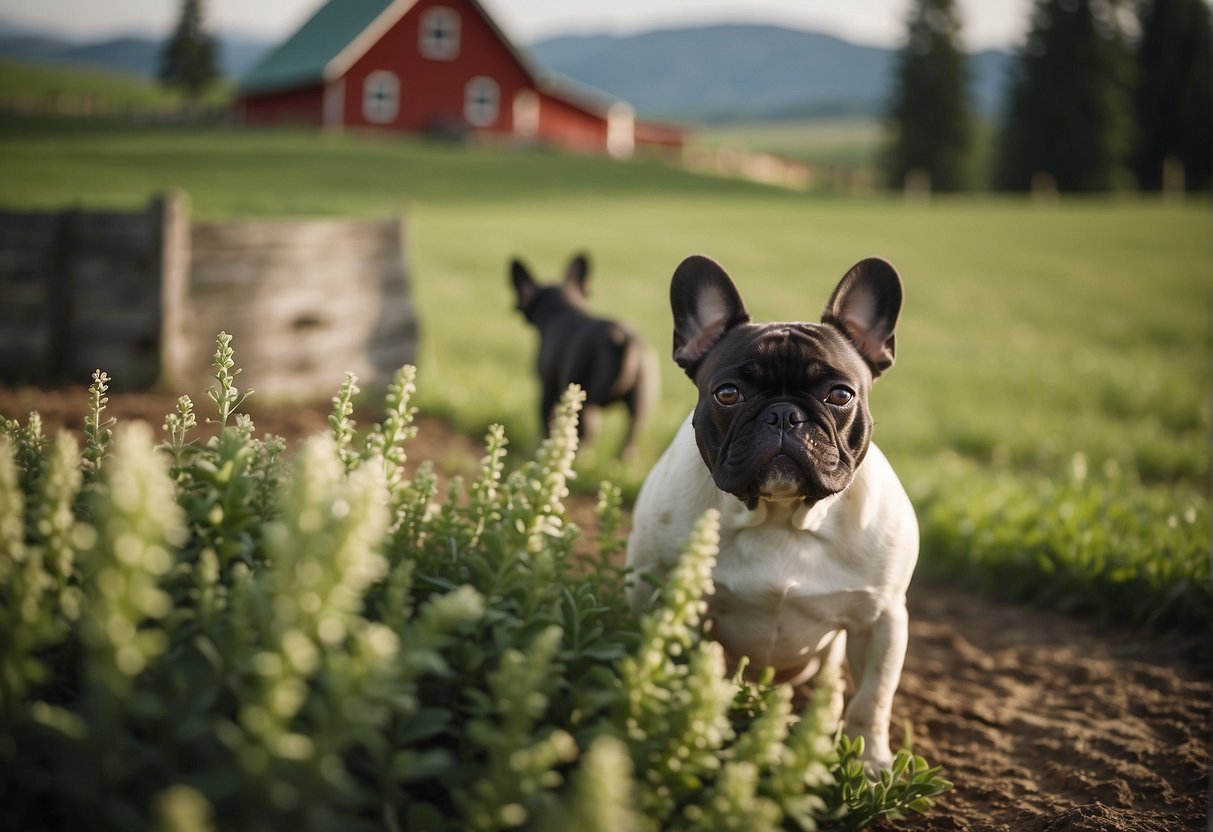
[670,255,750,376]
[510,258,538,311]
[821,257,903,377]
[563,252,590,298]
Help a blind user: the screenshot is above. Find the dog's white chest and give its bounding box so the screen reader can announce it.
[627,416,918,676]
[708,499,890,672]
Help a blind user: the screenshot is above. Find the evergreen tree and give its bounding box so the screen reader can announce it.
[885,0,975,192]
[1134,0,1212,191]
[159,0,218,105]
[995,0,1135,192]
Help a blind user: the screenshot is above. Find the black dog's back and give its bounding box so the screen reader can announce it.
[511,253,658,457]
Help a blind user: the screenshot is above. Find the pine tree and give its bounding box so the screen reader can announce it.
[995,0,1135,192]
[1134,0,1212,191]
[159,0,218,105]
[885,0,975,192]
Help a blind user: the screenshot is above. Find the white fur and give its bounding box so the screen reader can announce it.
[626,412,919,770]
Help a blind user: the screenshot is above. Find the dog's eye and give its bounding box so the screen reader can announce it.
[714,384,743,406]
[825,386,854,407]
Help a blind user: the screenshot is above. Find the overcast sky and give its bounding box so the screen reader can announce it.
[0,0,1033,49]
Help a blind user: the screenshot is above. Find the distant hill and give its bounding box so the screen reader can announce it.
[0,18,272,79]
[0,15,1012,123]
[530,24,1012,122]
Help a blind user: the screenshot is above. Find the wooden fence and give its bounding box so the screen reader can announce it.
[0,192,418,399]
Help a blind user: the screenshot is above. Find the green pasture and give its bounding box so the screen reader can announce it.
[0,115,1208,626]
[697,116,884,169]
[0,59,229,113]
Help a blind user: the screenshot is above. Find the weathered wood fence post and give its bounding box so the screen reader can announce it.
[0,193,417,397]
[155,190,191,389]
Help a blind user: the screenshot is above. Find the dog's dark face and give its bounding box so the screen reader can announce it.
[670,255,903,509]
[510,253,589,327]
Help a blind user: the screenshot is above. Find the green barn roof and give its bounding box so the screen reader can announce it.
[238,0,397,94]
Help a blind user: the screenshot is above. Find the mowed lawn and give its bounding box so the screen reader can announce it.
[1,115,1208,622]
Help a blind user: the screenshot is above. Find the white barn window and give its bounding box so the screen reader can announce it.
[363,71,399,123]
[419,7,460,61]
[465,77,499,127]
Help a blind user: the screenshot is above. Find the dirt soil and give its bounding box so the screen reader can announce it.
[3,386,1210,832]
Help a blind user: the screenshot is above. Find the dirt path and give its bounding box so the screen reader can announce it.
[890,582,1210,832]
[3,386,1210,832]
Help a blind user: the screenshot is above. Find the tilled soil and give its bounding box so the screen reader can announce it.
[888,581,1210,832]
[3,385,1210,832]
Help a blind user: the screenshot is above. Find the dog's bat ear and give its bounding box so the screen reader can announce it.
[670,255,749,377]
[563,252,590,298]
[510,258,538,310]
[822,257,903,377]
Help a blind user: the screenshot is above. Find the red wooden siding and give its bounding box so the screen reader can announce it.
[535,91,610,155]
[241,84,325,127]
[342,0,531,134]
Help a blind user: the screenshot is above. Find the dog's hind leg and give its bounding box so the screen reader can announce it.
[786,630,847,725]
[579,404,601,451]
[540,382,561,438]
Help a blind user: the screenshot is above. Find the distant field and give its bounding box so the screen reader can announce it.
[0,114,1207,625]
[695,116,999,192]
[0,58,230,113]
[696,116,884,169]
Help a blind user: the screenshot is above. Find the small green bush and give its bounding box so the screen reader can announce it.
[0,334,948,832]
[915,455,1210,630]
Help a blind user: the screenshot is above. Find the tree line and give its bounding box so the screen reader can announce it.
[885,0,1211,193]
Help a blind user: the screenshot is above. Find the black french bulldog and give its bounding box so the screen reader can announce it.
[627,254,918,771]
[510,252,659,458]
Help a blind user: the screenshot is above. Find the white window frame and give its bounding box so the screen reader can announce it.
[419,6,460,61]
[464,76,500,127]
[362,70,400,124]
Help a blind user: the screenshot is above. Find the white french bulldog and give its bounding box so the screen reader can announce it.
[626,254,919,770]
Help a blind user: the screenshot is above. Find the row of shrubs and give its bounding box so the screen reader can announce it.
[0,334,948,831]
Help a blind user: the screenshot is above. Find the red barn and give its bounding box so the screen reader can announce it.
[236,0,684,157]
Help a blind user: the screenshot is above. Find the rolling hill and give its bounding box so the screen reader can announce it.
[0,21,271,79]
[0,15,1011,123]
[530,24,1011,122]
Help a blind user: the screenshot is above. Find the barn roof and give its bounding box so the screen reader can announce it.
[238,0,549,96]
[239,0,394,94]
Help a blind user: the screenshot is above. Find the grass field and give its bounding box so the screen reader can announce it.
[697,116,885,169]
[0,59,230,113]
[0,114,1208,626]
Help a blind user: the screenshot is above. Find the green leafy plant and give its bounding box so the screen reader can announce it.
[0,333,949,831]
[915,455,1210,630]
[82,369,114,482]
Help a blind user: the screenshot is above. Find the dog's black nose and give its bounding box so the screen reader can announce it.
[763,403,808,431]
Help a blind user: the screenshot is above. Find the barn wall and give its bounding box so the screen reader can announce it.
[0,193,418,400]
[342,0,531,134]
[240,84,326,127]
[536,93,610,155]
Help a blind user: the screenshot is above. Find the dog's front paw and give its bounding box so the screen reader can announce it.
[859,740,894,776]
[846,723,894,775]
